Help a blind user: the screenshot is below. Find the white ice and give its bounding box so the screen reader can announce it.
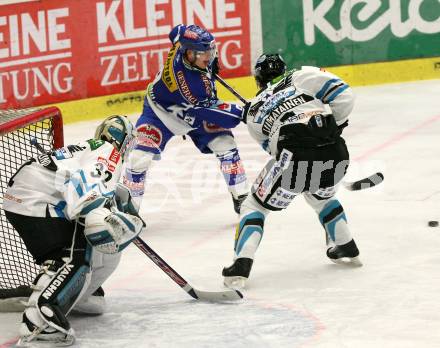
[1,79,440,348]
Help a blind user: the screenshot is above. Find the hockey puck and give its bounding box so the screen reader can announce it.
[428,220,439,227]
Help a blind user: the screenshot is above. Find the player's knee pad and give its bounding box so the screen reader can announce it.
[303,191,335,211]
[126,148,155,174]
[22,248,92,336]
[209,134,237,152]
[123,149,155,200]
[303,186,338,210]
[84,207,144,254]
[240,194,270,216]
[234,211,265,259]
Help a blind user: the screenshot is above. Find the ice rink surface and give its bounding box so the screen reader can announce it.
[1,79,440,347]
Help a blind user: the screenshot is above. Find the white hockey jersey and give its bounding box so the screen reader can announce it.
[3,140,122,220]
[245,66,354,156]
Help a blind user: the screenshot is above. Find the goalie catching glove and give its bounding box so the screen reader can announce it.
[84,207,144,254]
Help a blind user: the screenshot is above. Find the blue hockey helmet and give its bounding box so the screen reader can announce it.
[254,54,287,89]
[178,25,216,53]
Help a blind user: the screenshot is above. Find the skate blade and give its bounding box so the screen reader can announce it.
[223,276,247,290]
[17,335,75,347]
[330,256,363,267]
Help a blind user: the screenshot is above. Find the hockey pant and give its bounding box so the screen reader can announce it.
[232,149,353,260]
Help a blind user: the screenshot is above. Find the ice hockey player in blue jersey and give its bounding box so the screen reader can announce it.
[222,54,362,289]
[124,24,248,214]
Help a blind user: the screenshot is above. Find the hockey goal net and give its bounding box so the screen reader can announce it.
[0,107,64,295]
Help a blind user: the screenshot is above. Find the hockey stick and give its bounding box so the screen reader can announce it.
[29,139,243,302]
[215,74,248,104]
[343,172,384,191]
[133,236,243,302]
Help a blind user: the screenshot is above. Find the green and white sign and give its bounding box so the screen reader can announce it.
[262,0,440,67]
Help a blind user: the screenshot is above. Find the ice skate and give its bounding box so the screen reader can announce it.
[326,239,362,267]
[222,258,253,289]
[17,330,75,347]
[17,310,75,347]
[232,193,248,214]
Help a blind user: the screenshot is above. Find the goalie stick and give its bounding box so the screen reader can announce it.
[129,209,242,302]
[133,236,243,301]
[30,138,243,302]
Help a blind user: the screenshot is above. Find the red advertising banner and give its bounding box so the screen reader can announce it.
[0,0,251,109]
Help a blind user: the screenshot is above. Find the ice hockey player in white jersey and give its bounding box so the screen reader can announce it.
[222,54,362,289]
[2,115,144,346]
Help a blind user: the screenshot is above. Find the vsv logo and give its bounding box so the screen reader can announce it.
[304,0,440,45]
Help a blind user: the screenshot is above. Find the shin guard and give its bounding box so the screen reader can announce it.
[318,200,352,245]
[234,211,265,259]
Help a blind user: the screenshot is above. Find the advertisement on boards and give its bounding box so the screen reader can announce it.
[0,0,251,109]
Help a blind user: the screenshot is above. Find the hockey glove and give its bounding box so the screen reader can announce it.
[114,183,140,215]
[241,102,251,124]
[84,207,143,254]
[211,57,220,75]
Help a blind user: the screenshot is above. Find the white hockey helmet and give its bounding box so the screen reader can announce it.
[95,115,135,158]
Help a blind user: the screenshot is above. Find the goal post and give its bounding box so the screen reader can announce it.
[0,107,64,292]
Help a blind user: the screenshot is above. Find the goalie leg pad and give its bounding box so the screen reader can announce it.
[19,247,92,345]
[71,286,105,316]
[72,252,121,315]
